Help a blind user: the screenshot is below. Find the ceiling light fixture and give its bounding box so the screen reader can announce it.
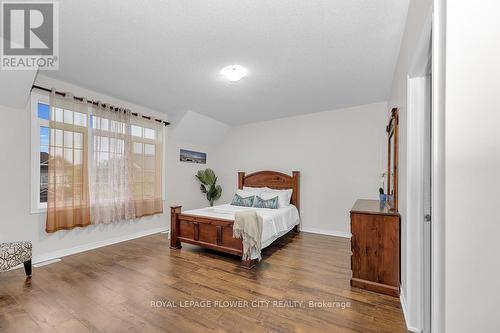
[220,65,248,82]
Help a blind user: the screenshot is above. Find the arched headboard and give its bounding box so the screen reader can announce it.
[238,171,300,211]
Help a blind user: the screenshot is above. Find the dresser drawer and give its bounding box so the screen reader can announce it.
[350,200,400,297]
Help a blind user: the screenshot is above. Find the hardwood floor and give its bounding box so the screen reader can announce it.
[0,232,408,333]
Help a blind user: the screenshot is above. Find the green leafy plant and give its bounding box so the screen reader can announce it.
[196,168,222,206]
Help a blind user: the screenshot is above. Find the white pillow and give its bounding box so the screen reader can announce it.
[259,188,293,208]
[236,188,263,199]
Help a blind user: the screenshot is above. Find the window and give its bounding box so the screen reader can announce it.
[31,92,89,212]
[31,93,50,212]
[131,124,161,202]
[49,107,88,208]
[31,91,166,215]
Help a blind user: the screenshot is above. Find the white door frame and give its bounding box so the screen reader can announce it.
[431,1,446,332]
[405,9,432,330]
[406,74,430,332]
[405,2,446,332]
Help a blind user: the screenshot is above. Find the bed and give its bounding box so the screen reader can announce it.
[170,171,300,269]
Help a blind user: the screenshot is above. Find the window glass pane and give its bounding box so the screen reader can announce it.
[53,107,63,122]
[144,128,155,140]
[97,170,110,184]
[74,149,83,166]
[100,137,109,152]
[40,149,49,164]
[131,125,142,137]
[133,142,143,154]
[144,156,155,171]
[64,148,73,164]
[108,138,124,154]
[144,144,155,155]
[74,132,83,149]
[40,126,49,146]
[64,109,73,124]
[37,103,50,120]
[98,152,110,165]
[133,170,143,182]
[73,184,82,202]
[39,163,48,203]
[133,155,143,170]
[133,183,143,198]
[53,129,63,146]
[63,131,73,148]
[110,120,125,134]
[54,147,63,158]
[74,112,87,127]
[97,184,111,198]
[144,171,155,182]
[101,118,109,130]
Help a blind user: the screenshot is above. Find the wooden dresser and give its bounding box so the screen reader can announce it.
[350,199,400,297]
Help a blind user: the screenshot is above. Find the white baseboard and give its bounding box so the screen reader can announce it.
[400,290,423,333]
[299,227,352,239]
[34,258,61,268]
[32,227,169,265]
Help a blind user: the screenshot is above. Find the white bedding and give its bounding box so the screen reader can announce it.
[182,204,300,259]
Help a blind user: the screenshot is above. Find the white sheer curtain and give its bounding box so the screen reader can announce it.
[130,117,164,217]
[89,103,136,224]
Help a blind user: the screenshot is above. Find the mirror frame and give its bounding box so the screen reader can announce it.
[386,107,399,212]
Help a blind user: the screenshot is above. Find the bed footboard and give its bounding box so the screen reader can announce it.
[170,206,245,259]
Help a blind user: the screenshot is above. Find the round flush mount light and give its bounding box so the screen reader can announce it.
[220,64,248,82]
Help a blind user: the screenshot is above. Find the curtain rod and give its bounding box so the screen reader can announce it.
[31,85,170,126]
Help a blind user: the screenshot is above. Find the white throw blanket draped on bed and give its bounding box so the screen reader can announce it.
[233,210,263,261]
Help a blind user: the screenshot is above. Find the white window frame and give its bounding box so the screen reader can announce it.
[30,91,50,214]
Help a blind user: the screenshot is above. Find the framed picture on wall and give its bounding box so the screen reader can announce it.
[180,149,207,164]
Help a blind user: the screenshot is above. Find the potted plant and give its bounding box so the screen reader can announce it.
[196,168,222,206]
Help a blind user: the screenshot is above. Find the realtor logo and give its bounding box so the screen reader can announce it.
[1,1,59,70]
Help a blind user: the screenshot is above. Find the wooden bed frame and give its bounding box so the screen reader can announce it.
[170,170,300,269]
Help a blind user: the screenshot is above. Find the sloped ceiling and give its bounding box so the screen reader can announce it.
[169,111,230,145]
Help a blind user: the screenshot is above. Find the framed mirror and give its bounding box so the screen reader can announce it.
[386,108,399,211]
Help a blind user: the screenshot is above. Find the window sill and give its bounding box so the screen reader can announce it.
[31,207,47,215]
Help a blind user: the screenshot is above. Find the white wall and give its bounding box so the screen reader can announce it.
[0,74,219,263]
[166,109,229,209]
[213,102,388,236]
[444,1,500,332]
[388,0,432,330]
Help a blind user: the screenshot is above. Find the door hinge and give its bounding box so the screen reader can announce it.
[424,214,431,222]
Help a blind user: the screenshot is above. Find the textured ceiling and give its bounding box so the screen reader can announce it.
[44,0,409,125]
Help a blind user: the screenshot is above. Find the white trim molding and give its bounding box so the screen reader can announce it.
[431,0,446,332]
[400,290,424,333]
[30,91,50,214]
[300,227,352,239]
[403,6,433,333]
[32,227,168,265]
[405,75,428,332]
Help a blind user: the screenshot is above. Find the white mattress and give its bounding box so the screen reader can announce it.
[182,204,300,259]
